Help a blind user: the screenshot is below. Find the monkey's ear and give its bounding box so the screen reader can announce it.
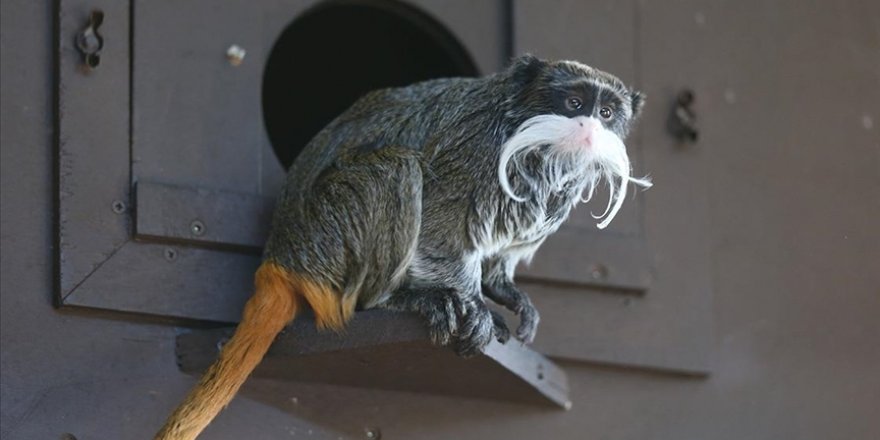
[509,54,547,87]
[630,90,646,118]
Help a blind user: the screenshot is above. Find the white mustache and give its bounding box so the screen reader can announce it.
[498,115,652,229]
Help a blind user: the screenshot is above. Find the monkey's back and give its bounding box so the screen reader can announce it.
[291,76,496,187]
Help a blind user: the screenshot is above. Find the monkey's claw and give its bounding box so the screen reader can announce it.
[490,310,511,343]
[421,293,460,347]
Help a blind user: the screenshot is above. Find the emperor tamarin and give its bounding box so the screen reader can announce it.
[156,55,651,439]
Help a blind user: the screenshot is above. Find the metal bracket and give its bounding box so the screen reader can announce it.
[177,310,571,408]
[668,89,699,143]
[75,9,104,69]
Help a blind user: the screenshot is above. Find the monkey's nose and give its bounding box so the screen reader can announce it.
[578,118,600,146]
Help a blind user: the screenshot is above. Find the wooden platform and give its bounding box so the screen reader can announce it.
[176,310,571,408]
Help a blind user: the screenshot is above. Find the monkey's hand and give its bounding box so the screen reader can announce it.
[481,282,540,344]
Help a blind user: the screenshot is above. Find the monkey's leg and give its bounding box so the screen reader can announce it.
[482,254,541,344]
[387,252,504,356]
[268,147,423,310]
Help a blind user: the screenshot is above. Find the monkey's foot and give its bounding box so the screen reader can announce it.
[452,297,496,357]
[385,289,500,357]
[482,283,540,344]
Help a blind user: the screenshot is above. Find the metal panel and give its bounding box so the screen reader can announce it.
[177,310,571,408]
[63,241,260,321]
[134,181,274,251]
[131,0,278,195]
[57,0,508,325]
[519,229,651,291]
[55,0,266,322]
[514,0,713,372]
[56,0,131,302]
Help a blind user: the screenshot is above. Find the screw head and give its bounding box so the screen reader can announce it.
[216,337,230,352]
[111,200,126,214]
[364,428,381,439]
[164,247,178,262]
[190,220,205,236]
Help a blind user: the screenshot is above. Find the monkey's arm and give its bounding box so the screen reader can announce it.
[481,252,541,344]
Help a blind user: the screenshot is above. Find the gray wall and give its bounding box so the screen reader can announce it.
[2,1,878,439]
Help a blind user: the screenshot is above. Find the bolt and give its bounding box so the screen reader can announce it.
[164,247,178,262]
[190,220,205,236]
[226,45,246,66]
[111,200,126,214]
[364,428,381,439]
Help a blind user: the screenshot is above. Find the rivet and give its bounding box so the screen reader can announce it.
[111,200,126,214]
[364,427,381,439]
[724,89,737,104]
[164,247,178,262]
[190,220,205,236]
[590,263,608,281]
[226,45,246,66]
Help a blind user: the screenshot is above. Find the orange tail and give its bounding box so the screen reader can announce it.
[154,262,351,440]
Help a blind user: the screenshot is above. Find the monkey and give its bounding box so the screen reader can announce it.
[155,55,651,439]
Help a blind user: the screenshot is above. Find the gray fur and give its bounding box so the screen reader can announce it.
[264,55,645,356]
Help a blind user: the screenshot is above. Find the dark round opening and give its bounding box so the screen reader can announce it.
[263,0,479,169]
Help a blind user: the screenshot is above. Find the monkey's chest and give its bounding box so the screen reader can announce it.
[492,190,579,250]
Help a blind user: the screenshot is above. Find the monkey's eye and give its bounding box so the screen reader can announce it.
[565,97,583,111]
[599,107,613,119]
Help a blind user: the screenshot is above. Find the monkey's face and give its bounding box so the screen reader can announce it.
[511,57,645,140]
[499,56,651,229]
